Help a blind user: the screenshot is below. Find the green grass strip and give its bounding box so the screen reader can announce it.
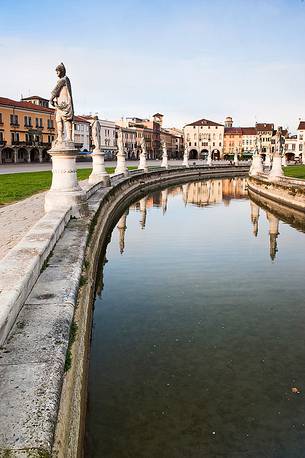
[283,165,305,180]
[0,166,136,205]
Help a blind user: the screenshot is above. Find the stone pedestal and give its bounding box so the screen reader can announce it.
[182,151,189,168]
[138,152,148,172]
[249,153,263,175]
[269,153,283,180]
[45,141,85,215]
[114,150,128,176]
[89,148,110,186]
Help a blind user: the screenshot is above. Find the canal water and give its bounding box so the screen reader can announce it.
[86,177,305,458]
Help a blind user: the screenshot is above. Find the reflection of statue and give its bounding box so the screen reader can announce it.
[267,212,279,261]
[50,63,74,144]
[91,116,101,151]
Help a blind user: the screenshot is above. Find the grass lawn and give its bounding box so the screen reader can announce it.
[0,167,135,205]
[283,165,305,180]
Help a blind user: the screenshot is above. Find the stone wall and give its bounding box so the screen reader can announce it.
[248,173,305,213]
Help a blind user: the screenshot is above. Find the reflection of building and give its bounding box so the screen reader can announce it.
[184,118,224,160]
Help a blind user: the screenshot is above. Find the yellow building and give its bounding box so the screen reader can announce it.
[0,96,55,163]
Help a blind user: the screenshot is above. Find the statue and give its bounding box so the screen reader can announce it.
[91,116,101,151]
[50,62,74,144]
[117,129,124,154]
[276,127,283,154]
[140,136,147,156]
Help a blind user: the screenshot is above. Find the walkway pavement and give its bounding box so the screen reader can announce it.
[0,160,192,174]
[0,192,45,260]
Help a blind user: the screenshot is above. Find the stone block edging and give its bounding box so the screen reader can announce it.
[248,174,305,213]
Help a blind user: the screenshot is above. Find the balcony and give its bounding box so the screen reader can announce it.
[0,140,7,146]
[10,123,20,128]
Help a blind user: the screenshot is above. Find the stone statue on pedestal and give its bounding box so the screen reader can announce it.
[140,136,147,156]
[91,116,101,151]
[50,63,74,144]
[117,129,124,154]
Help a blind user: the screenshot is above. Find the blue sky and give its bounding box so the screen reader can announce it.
[1,0,305,130]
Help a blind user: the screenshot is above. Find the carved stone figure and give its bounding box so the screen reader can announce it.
[276,127,282,154]
[117,129,124,155]
[140,136,147,156]
[50,63,74,144]
[91,116,101,151]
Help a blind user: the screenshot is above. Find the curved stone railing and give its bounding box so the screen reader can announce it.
[248,172,305,213]
[0,164,249,457]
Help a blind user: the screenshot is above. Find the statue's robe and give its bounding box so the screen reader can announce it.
[51,76,74,122]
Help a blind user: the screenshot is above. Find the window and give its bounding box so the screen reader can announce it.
[24,116,32,127]
[299,144,303,151]
[300,135,303,141]
[47,119,54,129]
[10,114,18,125]
[0,113,3,124]
[11,132,19,143]
[189,142,191,146]
[0,132,3,142]
[194,142,197,146]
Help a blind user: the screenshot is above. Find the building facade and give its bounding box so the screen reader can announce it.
[255,123,274,153]
[73,116,90,151]
[296,121,305,162]
[0,97,95,163]
[184,118,224,159]
[0,96,55,164]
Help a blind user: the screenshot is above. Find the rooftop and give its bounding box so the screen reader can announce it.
[185,118,224,127]
[0,97,54,113]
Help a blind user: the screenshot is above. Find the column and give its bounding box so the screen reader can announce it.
[45,140,85,215]
[89,147,110,186]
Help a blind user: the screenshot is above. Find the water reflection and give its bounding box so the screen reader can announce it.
[266,212,279,261]
[117,210,128,254]
[88,177,305,458]
[117,178,287,261]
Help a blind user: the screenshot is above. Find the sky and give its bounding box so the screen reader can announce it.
[1,0,305,131]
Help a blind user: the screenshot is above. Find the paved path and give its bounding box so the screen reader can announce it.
[0,192,45,260]
[0,160,193,174]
